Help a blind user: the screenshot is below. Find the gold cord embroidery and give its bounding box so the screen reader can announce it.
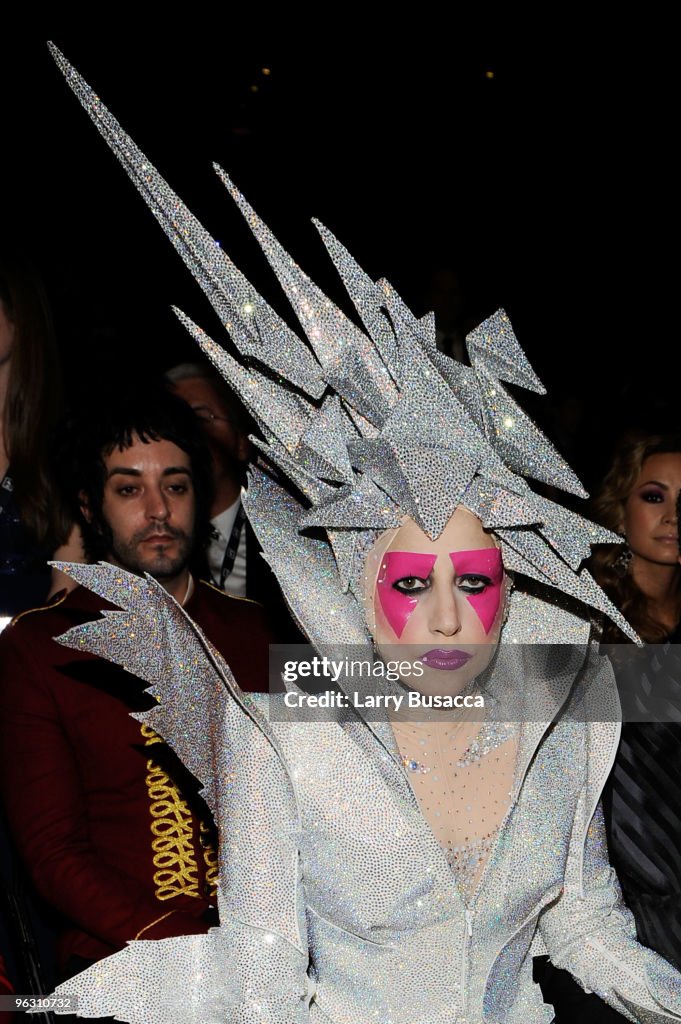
[8,590,68,627]
[199,821,219,899]
[134,910,175,940]
[141,723,200,901]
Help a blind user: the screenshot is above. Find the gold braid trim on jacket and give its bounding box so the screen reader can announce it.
[199,821,218,899]
[141,722,200,900]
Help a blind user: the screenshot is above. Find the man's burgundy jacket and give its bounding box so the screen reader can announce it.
[0,579,272,969]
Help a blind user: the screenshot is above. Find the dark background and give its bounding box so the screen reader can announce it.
[1,30,675,493]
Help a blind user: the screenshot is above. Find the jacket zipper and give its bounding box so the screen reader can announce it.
[458,725,544,1016]
[480,884,563,1011]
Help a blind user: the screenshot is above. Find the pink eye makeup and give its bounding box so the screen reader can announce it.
[377,552,436,638]
[450,549,503,634]
[376,547,504,640]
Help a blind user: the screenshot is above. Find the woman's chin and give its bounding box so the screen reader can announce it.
[405,661,487,698]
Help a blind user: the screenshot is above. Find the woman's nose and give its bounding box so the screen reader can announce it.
[429,585,461,637]
[663,499,678,524]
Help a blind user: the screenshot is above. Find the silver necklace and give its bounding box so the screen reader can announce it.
[399,720,517,774]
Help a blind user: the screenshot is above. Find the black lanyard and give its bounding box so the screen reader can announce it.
[219,502,247,589]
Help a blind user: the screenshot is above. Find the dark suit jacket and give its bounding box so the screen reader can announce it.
[244,522,306,643]
[0,580,272,969]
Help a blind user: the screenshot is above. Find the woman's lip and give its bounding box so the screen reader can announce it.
[420,649,473,670]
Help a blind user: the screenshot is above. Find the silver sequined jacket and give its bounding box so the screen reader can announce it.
[52,572,681,1024]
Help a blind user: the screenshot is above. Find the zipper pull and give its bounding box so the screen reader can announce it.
[465,909,473,937]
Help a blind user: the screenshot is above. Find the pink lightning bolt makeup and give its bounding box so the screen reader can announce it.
[449,548,504,634]
[369,511,506,696]
[377,551,437,638]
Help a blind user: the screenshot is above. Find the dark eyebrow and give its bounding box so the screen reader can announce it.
[107,468,141,479]
[107,466,192,479]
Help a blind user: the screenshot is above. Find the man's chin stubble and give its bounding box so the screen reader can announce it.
[110,542,190,583]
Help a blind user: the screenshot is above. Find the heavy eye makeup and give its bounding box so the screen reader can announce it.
[392,573,492,595]
[378,549,503,639]
[638,488,665,503]
[449,549,504,634]
[377,552,437,638]
[457,573,492,594]
[392,576,429,594]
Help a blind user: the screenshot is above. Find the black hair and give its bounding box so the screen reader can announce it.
[63,384,214,562]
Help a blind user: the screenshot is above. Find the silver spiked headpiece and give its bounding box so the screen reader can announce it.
[50,44,636,648]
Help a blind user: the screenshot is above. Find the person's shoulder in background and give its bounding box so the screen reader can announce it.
[188,579,274,693]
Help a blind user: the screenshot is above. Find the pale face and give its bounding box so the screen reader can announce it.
[623,453,681,570]
[372,508,506,694]
[84,436,196,587]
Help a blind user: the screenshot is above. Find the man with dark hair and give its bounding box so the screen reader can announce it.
[72,386,214,566]
[0,386,272,981]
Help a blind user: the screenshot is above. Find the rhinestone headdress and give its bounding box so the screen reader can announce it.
[49,43,636,647]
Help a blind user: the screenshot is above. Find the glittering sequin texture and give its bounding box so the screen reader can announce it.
[50,568,681,1023]
[45,44,681,1024]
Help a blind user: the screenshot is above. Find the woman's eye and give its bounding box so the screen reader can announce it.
[117,486,137,496]
[393,577,428,594]
[640,490,664,503]
[457,574,491,594]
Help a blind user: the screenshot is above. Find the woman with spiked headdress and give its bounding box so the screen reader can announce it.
[45,47,681,1023]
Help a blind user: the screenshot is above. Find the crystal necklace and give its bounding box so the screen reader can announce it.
[398,720,517,773]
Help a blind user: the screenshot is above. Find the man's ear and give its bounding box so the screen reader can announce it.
[79,490,93,524]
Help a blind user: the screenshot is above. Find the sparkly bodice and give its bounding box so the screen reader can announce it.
[443,829,502,902]
[391,715,519,902]
[45,566,681,1024]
